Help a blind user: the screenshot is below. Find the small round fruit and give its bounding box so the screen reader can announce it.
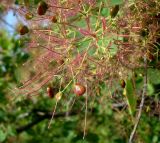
[57,59,64,65]
[25,12,33,20]
[120,79,126,88]
[19,25,29,35]
[110,5,119,18]
[51,15,57,23]
[37,1,48,15]
[73,83,86,96]
[147,52,155,62]
[47,87,54,98]
[55,91,62,101]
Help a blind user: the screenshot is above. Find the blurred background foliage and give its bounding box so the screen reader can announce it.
[0,0,160,143]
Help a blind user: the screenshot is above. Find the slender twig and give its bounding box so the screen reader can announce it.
[83,80,88,139]
[48,100,58,129]
[128,55,147,143]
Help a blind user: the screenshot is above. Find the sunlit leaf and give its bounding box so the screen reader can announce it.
[0,130,6,142]
[147,83,154,96]
[124,79,137,116]
[101,8,110,17]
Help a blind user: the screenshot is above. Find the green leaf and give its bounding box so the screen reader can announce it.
[124,80,137,116]
[101,8,109,17]
[0,109,6,121]
[7,126,17,136]
[147,83,154,96]
[0,130,6,142]
[109,0,123,5]
[148,68,160,84]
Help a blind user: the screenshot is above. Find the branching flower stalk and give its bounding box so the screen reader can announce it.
[2,0,159,141]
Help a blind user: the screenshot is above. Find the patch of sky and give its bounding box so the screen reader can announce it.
[0,10,18,35]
